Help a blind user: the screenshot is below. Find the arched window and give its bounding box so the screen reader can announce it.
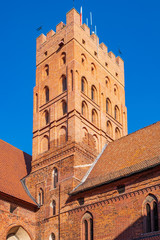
[106,98,112,115]
[52,200,56,216]
[41,135,49,153]
[105,76,110,88]
[62,75,67,92]
[93,134,98,151]
[92,109,98,125]
[106,120,112,137]
[146,203,151,232]
[82,101,88,118]
[38,188,44,206]
[49,233,55,240]
[153,201,159,231]
[81,78,85,92]
[82,212,93,240]
[114,84,118,97]
[90,218,93,240]
[62,100,67,115]
[44,110,49,125]
[91,85,97,102]
[115,127,121,140]
[84,220,88,240]
[53,168,58,189]
[61,52,66,65]
[81,54,86,65]
[44,64,49,77]
[81,77,87,94]
[114,105,120,121]
[44,86,49,103]
[143,194,159,233]
[58,126,67,145]
[91,63,96,75]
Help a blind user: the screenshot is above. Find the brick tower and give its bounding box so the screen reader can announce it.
[27,8,127,239]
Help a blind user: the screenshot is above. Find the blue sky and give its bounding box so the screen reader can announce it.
[0,0,159,155]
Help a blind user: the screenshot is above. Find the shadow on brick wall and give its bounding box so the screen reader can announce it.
[23,152,32,175]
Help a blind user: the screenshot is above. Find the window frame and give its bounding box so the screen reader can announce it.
[82,212,93,240]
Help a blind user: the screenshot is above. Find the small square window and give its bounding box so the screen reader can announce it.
[44,51,48,56]
[10,204,17,213]
[82,39,85,44]
[116,72,118,77]
[105,62,108,67]
[94,51,97,56]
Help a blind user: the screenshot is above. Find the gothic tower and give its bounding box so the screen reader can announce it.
[27,8,127,239]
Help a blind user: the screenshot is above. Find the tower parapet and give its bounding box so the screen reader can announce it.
[36,8,124,85]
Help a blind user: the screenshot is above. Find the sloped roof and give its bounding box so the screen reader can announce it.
[72,122,160,194]
[0,139,36,206]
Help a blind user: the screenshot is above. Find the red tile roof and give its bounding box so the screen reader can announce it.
[0,139,36,206]
[72,122,160,194]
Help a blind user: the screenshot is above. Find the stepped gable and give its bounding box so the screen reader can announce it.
[0,139,36,206]
[72,121,160,194]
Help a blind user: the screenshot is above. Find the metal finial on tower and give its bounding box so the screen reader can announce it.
[80,6,82,25]
[90,12,92,34]
[86,18,88,26]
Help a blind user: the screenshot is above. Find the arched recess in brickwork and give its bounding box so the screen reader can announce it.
[81,53,87,66]
[114,84,119,98]
[52,167,58,189]
[91,63,96,75]
[115,127,121,140]
[43,86,49,104]
[105,76,110,89]
[59,74,67,93]
[82,212,93,240]
[43,110,49,125]
[58,126,67,145]
[81,101,88,118]
[106,120,112,137]
[44,64,49,78]
[41,135,49,153]
[62,74,67,92]
[93,134,98,151]
[91,85,97,103]
[60,52,66,65]
[38,187,44,206]
[114,105,120,122]
[106,98,112,115]
[91,109,98,126]
[81,76,88,95]
[7,226,31,240]
[51,200,56,215]
[61,100,67,115]
[49,233,55,240]
[142,194,159,233]
[82,127,89,144]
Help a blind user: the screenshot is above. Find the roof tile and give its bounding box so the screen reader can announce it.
[72,122,160,194]
[0,139,36,205]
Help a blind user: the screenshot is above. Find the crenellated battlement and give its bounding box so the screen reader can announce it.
[36,8,124,70]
